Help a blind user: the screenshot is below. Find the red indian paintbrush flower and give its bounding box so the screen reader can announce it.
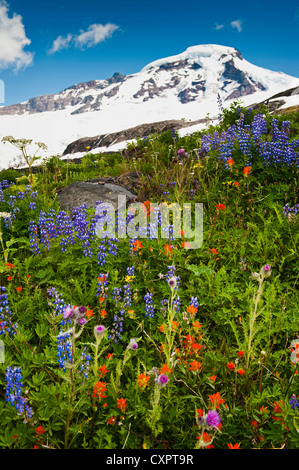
[92,381,107,400]
[117,398,127,413]
[138,372,150,388]
[209,392,226,409]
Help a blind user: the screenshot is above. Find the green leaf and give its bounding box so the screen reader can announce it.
[185,264,213,277]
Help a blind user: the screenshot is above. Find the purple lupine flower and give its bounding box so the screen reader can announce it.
[78,347,91,379]
[108,309,124,342]
[57,330,72,370]
[289,394,299,410]
[144,292,155,318]
[5,366,33,419]
[0,287,17,336]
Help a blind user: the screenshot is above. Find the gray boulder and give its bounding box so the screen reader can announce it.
[56,180,136,213]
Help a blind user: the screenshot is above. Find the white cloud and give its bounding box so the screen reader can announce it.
[49,23,119,54]
[0,1,34,72]
[74,23,119,49]
[231,19,243,32]
[214,23,224,30]
[48,34,73,54]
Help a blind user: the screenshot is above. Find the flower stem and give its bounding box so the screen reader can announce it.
[246,278,263,369]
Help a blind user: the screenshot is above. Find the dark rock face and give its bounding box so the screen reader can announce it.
[266,86,299,100]
[178,89,196,104]
[157,59,189,71]
[247,98,287,113]
[222,59,266,101]
[246,86,299,114]
[62,118,205,155]
[107,72,125,85]
[56,180,136,213]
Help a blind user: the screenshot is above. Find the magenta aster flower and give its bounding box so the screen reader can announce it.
[158,374,168,386]
[206,410,221,428]
[63,306,73,319]
[167,276,177,290]
[94,325,106,340]
[261,264,272,278]
[128,338,138,350]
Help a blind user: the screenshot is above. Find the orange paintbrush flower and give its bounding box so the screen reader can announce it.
[189,360,202,371]
[228,443,241,449]
[117,398,127,413]
[208,375,217,382]
[99,365,110,377]
[187,304,198,316]
[160,364,172,375]
[85,308,94,319]
[243,166,251,177]
[92,381,107,400]
[132,240,144,251]
[209,392,226,409]
[138,372,150,388]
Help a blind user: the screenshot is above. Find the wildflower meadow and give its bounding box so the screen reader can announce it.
[0,100,298,451]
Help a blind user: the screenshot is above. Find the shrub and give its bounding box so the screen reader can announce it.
[0,168,20,184]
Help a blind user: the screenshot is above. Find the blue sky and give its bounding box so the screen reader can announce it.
[0,0,299,105]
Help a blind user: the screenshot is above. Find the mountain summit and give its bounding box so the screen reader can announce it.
[0,44,299,167]
[1,44,298,117]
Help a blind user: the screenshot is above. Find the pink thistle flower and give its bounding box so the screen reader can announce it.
[206,410,221,428]
[63,306,73,319]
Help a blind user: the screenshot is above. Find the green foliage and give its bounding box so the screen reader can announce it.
[16,175,30,186]
[0,168,20,184]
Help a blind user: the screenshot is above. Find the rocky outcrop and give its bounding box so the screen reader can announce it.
[62,118,205,155]
[56,180,136,213]
[223,59,266,101]
[247,85,299,113]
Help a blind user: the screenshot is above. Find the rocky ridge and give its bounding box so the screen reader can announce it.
[62,118,205,155]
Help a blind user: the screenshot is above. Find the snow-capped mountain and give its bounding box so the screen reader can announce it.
[0,44,299,168]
